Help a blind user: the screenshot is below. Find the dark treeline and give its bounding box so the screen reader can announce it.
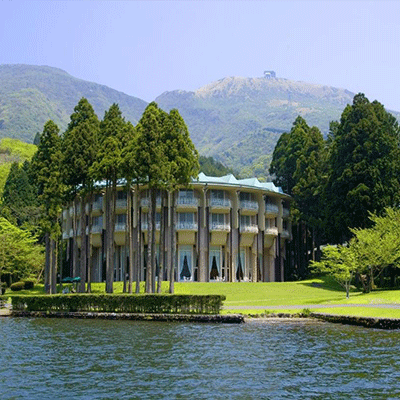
[270,93,400,283]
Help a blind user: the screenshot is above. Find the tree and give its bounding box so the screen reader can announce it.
[310,245,356,299]
[1,161,39,228]
[270,116,326,279]
[325,93,400,243]
[163,108,199,293]
[0,217,44,283]
[135,103,169,293]
[90,103,127,293]
[62,98,100,291]
[30,120,64,293]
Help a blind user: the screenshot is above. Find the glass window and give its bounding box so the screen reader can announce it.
[179,212,194,223]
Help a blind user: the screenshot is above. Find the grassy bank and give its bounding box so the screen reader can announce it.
[3,276,400,319]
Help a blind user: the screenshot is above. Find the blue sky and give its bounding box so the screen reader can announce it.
[1,0,400,111]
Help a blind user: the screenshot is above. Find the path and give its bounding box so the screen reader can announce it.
[223,303,400,310]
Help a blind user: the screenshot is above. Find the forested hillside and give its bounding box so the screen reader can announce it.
[0,64,147,142]
[2,65,399,178]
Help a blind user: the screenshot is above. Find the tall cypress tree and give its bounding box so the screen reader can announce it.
[30,120,63,294]
[90,103,126,293]
[62,98,100,291]
[163,109,199,293]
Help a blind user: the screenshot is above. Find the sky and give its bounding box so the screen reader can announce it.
[1,0,400,111]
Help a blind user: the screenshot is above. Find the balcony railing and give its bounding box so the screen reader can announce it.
[177,197,199,207]
[92,200,103,212]
[265,203,279,215]
[240,224,259,234]
[240,200,259,211]
[210,222,230,231]
[91,225,102,234]
[116,199,127,209]
[209,198,231,208]
[265,227,278,236]
[141,222,161,231]
[177,222,198,230]
[140,197,162,207]
[115,223,126,232]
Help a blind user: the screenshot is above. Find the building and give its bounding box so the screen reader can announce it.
[62,173,291,284]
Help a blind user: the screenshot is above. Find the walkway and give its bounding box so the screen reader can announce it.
[223,303,400,310]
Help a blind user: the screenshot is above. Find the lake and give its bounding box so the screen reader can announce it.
[1,318,400,399]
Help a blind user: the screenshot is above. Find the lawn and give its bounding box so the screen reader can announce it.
[4,276,400,319]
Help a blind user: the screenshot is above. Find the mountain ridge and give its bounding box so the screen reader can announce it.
[1,64,399,178]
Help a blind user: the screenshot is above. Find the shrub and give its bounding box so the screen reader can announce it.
[24,280,35,290]
[10,281,26,291]
[11,294,226,314]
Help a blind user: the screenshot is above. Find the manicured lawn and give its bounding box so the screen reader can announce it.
[4,277,400,319]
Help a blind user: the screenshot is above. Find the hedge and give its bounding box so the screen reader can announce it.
[11,294,226,315]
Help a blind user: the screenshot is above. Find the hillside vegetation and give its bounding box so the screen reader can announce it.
[0,64,147,143]
[0,138,37,194]
[2,64,399,178]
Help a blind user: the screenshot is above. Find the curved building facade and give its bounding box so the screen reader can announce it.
[62,173,291,283]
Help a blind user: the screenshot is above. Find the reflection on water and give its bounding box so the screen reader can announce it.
[1,318,400,399]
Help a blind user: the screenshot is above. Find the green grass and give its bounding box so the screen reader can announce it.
[4,277,400,320]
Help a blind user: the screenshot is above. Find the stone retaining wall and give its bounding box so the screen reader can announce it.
[311,313,400,330]
[12,311,244,324]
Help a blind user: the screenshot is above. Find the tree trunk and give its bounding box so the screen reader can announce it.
[151,189,157,293]
[72,198,79,278]
[79,195,87,293]
[146,188,153,293]
[105,182,113,293]
[135,185,141,294]
[157,191,165,293]
[87,193,93,293]
[45,232,50,294]
[127,186,133,293]
[170,191,176,294]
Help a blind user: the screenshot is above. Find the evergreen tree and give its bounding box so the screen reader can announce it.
[163,108,199,293]
[62,98,100,291]
[325,93,400,243]
[30,120,63,294]
[135,103,169,293]
[90,103,126,293]
[1,161,39,228]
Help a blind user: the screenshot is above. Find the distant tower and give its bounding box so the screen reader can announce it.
[264,70,276,79]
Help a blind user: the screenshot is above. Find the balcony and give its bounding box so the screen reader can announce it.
[283,208,290,218]
[265,203,279,215]
[177,222,198,231]
[240,224,259,234]
[116,199,127,210]
[115,223,126,232]
[91,225,103,234]
[240,200,259,212]
[141,222,161,231]
[210,222,230,231]
[92,199,103,213]
[177,197,199,207]
[140,197,162,208]
[209,198,231,209]
[265,227,278,236]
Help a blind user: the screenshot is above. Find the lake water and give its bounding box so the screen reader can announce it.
[1,317,400,399]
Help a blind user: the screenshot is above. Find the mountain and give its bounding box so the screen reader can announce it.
[1,65,399,178]
[0,64,148,142]
[155,76,358,176]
